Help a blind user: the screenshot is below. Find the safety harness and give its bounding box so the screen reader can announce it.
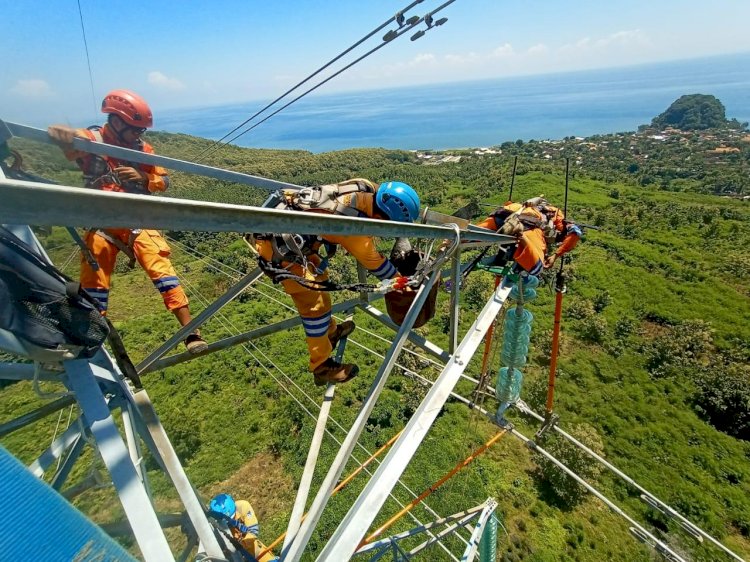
[79,126,149,194]
[251,180,376,276]
[78,126,151,268]
[92,228,139,269]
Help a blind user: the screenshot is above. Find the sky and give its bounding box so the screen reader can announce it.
[2,0,750,127]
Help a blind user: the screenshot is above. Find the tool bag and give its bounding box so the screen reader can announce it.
[0,226,109,361]
[385,249,439,329]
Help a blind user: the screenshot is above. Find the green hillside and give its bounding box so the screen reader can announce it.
[2,130,749,562]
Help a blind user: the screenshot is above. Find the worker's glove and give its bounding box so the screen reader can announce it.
[523,196,546,207]
[374,275,412,294]
[47,125,79,148]
[114,166,148,187]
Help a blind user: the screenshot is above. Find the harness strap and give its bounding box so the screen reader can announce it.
[94,229,138,269]
[81,127,147,193]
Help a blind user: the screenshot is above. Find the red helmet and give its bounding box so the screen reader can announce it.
[101,89,153,128]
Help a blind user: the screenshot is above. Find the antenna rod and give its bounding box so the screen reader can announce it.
[563,157,570,217]
[508,156,518,201]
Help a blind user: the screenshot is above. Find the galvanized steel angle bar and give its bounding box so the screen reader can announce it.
[317,281,512,561]
[3,120,303,192]
[282,269,442,562]
[28,417,85,477]
[281,325,352,556]
[132,388,225,559]
[0,394,76,438]
[136,267,264,374]
[143,298,360,374]
[0,178,510,244]
[64,359,175,561]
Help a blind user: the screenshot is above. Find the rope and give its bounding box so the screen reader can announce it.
[359,430,507,547]
[216,0,458,150]
[170,234,488,403]
[257,230,458,294]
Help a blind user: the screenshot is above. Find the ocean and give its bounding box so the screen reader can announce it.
[158,52,750,153]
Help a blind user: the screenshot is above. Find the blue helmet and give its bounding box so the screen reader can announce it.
[209,493,236,518]
[376,181,420,223]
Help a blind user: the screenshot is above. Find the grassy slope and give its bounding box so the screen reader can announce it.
[2,136,749,561]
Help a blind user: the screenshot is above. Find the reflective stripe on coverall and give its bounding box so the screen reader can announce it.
[80,229,188,313]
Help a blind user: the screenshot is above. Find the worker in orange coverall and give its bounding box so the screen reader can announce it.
[47,89,207,353]
[476,196,582,274]
[254,179,420,386]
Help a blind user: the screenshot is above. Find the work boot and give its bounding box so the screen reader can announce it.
[185,333,208,354]
[328,320,356,348]
[313,359,359,387]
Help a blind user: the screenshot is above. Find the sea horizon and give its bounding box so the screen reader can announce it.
[158,51,750,153]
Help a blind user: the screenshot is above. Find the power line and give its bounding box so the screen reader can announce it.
[216,1,456,152]
[177,272,467,558]
[194,0,427,162]
[76,0,98,120]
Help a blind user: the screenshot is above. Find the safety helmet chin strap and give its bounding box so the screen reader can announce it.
[107,114,143,148]
[107,115,129,144]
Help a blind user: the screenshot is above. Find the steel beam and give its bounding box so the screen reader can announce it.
[50,433,85,491]
[449,248,461,354]
[281,329,351,556]
[356,505,484,555]
[122,400,150,496]
[459,499,497,562]
[132,389,225,560]
[142,298,360,374]
[136,268,263,374]
[5,120,303,192]
[359,304,450,363]
[0,394,76,438]
[284,270,441,562]
[407,513,478,558]
[61,469,108,501]
[0,178,514,244]
[318,281,512,561]
[28,418,84,477]
[64,359,174,562]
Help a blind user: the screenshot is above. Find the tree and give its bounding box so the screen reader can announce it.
[694,364,750,441]
[536,423,605,506]
[650,94,729,131]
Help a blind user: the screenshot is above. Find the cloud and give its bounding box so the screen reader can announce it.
[595,29,650,48]
[147,71,185,91]
[445,52,480,64]
[412,53,437,65]
[561,29,650,53]
[527,43,548,55]
[10,79,53,98]
[492,43,514,57]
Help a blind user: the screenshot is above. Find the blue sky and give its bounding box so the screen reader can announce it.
[3,0,750,126]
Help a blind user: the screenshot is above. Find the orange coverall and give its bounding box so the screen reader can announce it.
[256,180,399,372]
[476,202,581,274]
[61,124,188,313]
